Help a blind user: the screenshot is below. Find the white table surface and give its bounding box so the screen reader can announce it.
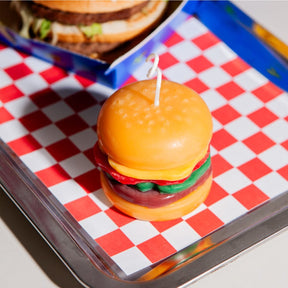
[1,1,288,287]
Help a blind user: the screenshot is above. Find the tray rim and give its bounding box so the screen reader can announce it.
[1,138,288,288]
[1,1,288,283]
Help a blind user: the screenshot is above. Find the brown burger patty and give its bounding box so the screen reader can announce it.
[30,1,150,25]
[108,166,213,208]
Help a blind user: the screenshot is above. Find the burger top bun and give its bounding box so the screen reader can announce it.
[97,79,213,180]
[33,0,149,14]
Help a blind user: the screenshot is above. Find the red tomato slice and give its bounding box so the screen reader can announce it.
[93,142,209,185]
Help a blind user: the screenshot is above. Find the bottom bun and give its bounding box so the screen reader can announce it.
[100,172,212,221]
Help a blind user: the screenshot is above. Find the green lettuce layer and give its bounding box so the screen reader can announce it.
[133,155,211,194]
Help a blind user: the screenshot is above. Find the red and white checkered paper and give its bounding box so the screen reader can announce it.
[1,15,288,277]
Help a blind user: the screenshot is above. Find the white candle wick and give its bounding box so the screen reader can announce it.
[146,53,162,107]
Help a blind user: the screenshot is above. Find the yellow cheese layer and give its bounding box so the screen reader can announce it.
[108,148,207,181]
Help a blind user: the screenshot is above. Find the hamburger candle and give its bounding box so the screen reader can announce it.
[12,0,168,59]
[94,55,213,221]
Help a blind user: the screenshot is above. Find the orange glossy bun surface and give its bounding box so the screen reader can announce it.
[97,79,213,177]
[100,171,212,221]
[33,0,148,14]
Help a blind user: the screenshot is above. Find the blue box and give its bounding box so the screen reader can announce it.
[2,1,287,91]
[0,0,199,89]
